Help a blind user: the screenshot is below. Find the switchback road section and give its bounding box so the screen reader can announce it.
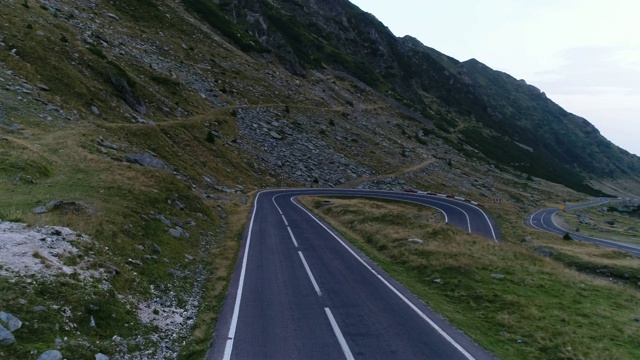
[529,198,640,257]
[208,189,500,360]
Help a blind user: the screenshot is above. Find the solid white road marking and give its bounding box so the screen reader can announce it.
[287,226,299,247]
[292,199,477,360]
[222,192,262,360]
[282,215,289,226]
[473,206,498,242]
[324,308,355,360]
[298,251,322,296]
[272,195,284,215]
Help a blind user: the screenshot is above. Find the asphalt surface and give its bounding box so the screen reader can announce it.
[529,198,640,257]
[207,189,500,360]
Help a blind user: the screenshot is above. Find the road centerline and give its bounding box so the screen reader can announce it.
[298,251,322,296]
[324,307,355,360]
[287,226,299,247]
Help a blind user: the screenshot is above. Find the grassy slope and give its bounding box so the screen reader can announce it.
[299,197,640,360]
[555,203,640,245]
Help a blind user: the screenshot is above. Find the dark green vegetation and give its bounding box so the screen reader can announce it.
[301,197,640,360]
[183,0,266,52]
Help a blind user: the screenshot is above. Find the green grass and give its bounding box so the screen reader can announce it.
[0,275,141,359]
[555,202,640,245]
[0,111,226,358]
[299,197,640,360]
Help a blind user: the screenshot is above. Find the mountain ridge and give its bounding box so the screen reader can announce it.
[202,0,640,196]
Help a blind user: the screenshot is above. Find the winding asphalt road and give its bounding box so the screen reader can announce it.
[529,198,640,256]
[207,189,500,360]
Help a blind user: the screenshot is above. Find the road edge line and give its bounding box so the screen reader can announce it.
[222,192,261,360]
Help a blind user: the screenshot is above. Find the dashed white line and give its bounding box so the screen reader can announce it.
[298,251,321,296]
[324,308,355,360]
[287,226,299,247]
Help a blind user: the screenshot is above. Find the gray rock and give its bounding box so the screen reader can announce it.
[126,259,143,267]
[0,312,22,332]
[173,200,185,210]
[36,84,50,91]
[156,215,171,227]
[169,227,183,238]
[185,254,194,261]
[0,324,15,345]
[106,13,120,21]
[490,274,505,279]
[45,200,61,209]
[407,238,424,244]
[215,185,236,193]
[33,306,46,312]
[37,350,62,360]
[151,243,161,253]
[133,116,154,125]
[433,278,442,284]
[535,247,555,257]
[90,315,96,328]
[32,206,47,214]
[125,153,171,170]
[91,106,101,116]
[96,353,109,360]
[269,131,282,139]
[104,263,120,275]
[168,268,182,277]
[55,337,63,349]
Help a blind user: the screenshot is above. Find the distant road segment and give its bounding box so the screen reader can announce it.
[528,198,640,257]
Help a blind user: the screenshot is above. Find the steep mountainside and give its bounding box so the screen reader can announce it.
[205,0,640,195]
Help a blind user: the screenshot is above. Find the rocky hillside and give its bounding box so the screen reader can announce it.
[208,0,640,196]
[0,0,639,359]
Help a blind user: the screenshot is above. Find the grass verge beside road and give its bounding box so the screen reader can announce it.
[299,196,640,360]
[555,202,640,246]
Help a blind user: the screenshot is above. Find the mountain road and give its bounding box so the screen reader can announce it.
[528,198,640,256]
[207,189,499,360]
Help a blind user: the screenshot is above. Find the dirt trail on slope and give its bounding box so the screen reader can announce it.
[345,158,437,188]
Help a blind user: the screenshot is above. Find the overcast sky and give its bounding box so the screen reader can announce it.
[349,0,640,156]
